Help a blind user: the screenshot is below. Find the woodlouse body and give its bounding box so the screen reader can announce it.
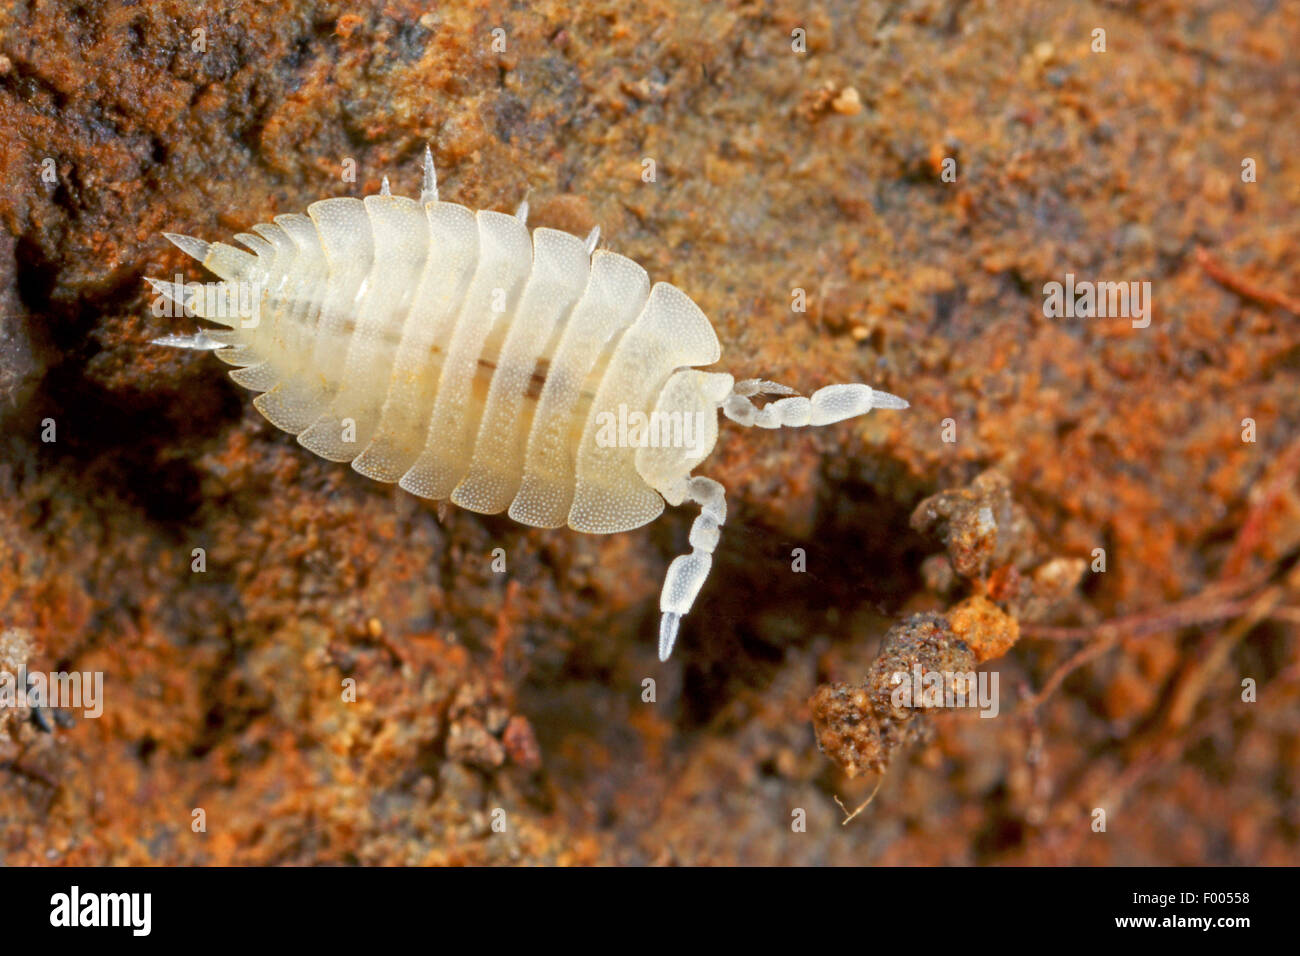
[151,150,908,659]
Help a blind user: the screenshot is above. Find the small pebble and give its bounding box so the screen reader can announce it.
[832,86,862,115]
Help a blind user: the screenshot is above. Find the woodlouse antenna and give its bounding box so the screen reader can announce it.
[654,378,909,660]
[722,379,908,428]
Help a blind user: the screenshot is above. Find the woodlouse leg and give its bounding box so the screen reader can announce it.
[163,232,212,263]
[150,329,226,350]
[658,475,727,661]
[721,380,908,428]
[147,275,226,349]
[144,276,195,319]
[420,145,439,204]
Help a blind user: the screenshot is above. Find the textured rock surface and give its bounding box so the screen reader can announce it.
[0,0,1296,864]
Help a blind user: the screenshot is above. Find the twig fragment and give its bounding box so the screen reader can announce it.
[1195,246,1300,316]
[834,776,884,825]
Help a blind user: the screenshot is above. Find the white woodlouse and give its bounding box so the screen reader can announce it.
[149,149,909,660]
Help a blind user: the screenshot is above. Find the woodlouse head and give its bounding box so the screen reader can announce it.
[634,370,734,499]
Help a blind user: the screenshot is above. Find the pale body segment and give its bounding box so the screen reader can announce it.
[150,150,908,661]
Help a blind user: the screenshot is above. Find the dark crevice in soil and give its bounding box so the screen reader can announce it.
[12,235,238,525]
[670,463,931,730]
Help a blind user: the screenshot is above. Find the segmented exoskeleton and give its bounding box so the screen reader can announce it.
[150,150,908,660]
